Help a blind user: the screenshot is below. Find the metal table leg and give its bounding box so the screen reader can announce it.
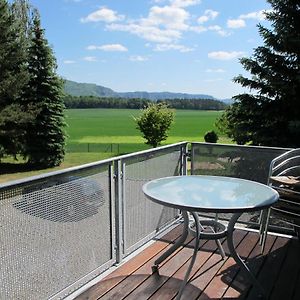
[259,209,271,254]
[176,211,201,300]
[152,211,189,273]
[227,212,266,297]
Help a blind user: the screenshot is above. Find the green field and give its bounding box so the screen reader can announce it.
[66,108,227,153]
[1,108,229,183]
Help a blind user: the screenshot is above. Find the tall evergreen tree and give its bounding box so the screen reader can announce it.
[0,0,32,159]
[217,0,300,147]
[23,11,66,168]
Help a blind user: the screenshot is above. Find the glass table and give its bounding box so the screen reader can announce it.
[143,175,279,299]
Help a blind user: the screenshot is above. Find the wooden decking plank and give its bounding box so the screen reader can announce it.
[221,230,271,299]
[179,230,248,300]
[292,264,300,300]
[98,231,194,300]
[269,238,300,300]
[200,230,258,299]
[123,238,209,300]
[74,225,299,300]
[246,235,290,299]
[239,233,277,299]
[75,224,183,300]
[148,239,224,300]
[196,230,250,299]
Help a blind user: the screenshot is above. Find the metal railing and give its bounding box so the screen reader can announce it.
[0,142,296,299]
[191,142,291,229]
[0,142,187,300]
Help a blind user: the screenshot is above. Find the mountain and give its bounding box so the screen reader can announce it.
[220,98,234,105]
[64,80,117,97]
[64,79,229,102]
[118,91,215,100]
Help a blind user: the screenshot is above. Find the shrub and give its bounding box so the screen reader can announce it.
[204,130,218,143]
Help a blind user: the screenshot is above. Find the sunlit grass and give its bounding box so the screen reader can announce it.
[0,153,113,184]
[0,108,232,183]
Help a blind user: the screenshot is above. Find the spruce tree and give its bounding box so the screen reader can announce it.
[217,0,300,147]
[23,11,66,168]
[0,0,32,159]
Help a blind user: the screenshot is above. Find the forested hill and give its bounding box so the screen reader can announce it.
[64,79,218,101]
[64,80,117,97]
[63,95,227,110]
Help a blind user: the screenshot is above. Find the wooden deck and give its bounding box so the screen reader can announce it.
[76,224,300,300]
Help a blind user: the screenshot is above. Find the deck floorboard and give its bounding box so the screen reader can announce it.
[75,225,300,300]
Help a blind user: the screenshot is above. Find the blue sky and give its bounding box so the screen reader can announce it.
[29,0,271,99]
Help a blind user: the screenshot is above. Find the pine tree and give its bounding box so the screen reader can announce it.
[0,0,32,159]
[217,0,300,147]
[23,11,66,168]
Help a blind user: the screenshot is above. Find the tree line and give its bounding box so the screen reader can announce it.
[63,95,227,110]
[0,0,66,168]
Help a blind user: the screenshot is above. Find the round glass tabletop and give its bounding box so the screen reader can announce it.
[143,175,279,213]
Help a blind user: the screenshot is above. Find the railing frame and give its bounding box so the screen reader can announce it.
[0,142,187,300]
[1,141,297,300]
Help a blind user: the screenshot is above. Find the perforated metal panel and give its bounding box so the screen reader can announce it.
[121,145,185,255]
[190,143,289,225]
[0,163,114,300]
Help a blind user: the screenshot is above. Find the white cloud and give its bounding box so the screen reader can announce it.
[86,45,97,50]
[106,2,193,44]
[154,43,194,52]
[83,56,98,62]
[227,19,246,29]
[189,25,207,33]
[107,23,181,43]
[208,51,244,60]
[208,25,230,37]
[142,5,190,30]
[171,0,201,8]
[103,1,220,45]
[239,10,269,21]
[206,68,225,73]
[129,55,149,61]
[80,7,124,23]
[197,9,219,24]
[63,60,76,64]
[86,44,128,52]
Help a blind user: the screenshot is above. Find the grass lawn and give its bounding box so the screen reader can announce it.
[66,108,224,144]
[65,109,229,153]
[0,108,231,183]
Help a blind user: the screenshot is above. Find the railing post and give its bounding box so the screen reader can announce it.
[190,142,195,175]
[114,159,124,263]
[181,143,188,175]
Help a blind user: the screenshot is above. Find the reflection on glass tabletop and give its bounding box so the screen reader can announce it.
[143,175,279,213]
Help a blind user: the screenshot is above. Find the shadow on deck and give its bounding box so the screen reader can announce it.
[75,224,300,300]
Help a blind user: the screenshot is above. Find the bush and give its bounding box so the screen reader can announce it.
[134,103,174,148]
[204,130,218,143]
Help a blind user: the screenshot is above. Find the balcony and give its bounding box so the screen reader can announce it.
[0,142,299,299]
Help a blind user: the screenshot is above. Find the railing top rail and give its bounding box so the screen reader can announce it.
[0,141,188,190]
[118,141,188,161]
[0,158,115,191]
[191,142,291,152]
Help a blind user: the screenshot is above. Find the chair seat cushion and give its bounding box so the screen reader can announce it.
[270,176,300,189]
